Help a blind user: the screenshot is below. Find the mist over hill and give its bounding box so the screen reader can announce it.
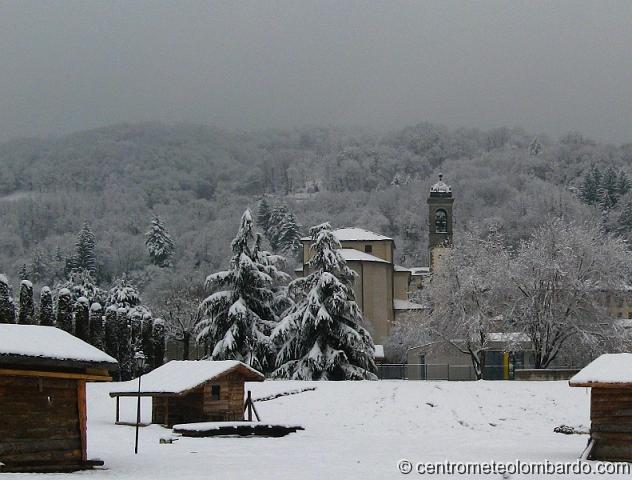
[0,121,630,302]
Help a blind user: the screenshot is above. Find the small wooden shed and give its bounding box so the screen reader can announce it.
[0,324,117,473]
[569,353,632,462]
[109,360,265,427]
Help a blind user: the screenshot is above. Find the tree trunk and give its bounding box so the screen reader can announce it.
[182,331,191,360]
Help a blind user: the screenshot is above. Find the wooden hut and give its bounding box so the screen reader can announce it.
[0,324,117,473]
[569,353,632,462]
[109,360,265,427]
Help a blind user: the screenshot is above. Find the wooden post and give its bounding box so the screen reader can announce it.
[77,380,88,463]
[247,390,252,422]
[116,396,120,423]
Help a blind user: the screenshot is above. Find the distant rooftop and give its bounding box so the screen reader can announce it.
[393,299,425,310]
[301,227,392,242]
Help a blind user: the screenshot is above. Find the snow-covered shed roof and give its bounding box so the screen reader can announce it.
[487,332,530,343]
[393,299,425,310]
[301,228,392,242]
[569,354,632,387]
[109,360,264,397]
[339,249,389,264]
[0,324,117,370]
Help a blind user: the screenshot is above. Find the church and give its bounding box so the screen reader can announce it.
[298,174,455,348]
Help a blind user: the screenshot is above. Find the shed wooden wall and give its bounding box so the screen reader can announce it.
[0,376,83,469]
[590,387,632,461]
[151,373,247,427]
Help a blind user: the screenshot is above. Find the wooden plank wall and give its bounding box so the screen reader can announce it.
[591,387,632,461]
[151,373,247,427]
[202,373,245,421]
[0,376,82,467]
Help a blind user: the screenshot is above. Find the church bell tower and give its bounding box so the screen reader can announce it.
[427,174,454,271]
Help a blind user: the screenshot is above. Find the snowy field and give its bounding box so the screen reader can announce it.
[7,380,628,479]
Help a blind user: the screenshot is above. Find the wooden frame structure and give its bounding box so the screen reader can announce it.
[0,325,117,473]
[109,360,264,427]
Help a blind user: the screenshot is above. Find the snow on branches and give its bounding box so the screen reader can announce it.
[271,223,377,380]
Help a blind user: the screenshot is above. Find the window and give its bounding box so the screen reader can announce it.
[435,209,448,233]
[211,385,220,401]
[364,245,372,253]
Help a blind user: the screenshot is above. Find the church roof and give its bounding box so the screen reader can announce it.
[430,174,452,195]
[300,227,393,242]
[339,249,389,263]
[333,228,393,241]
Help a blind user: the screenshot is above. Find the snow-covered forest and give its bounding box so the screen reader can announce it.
[1,122,632,327]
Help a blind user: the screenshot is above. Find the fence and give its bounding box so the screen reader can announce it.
[377,363,507,381]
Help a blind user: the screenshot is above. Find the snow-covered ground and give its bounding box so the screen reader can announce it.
[7,380,626,479]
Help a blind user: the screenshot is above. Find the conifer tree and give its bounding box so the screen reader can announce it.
[17,264,28,281]
[145,216,175,267]
[107,277,141,309]
[528,136,542,156]
[265,204,289,252]
[141,316,154,372]
[72,222,97,276]
[152,318,166,369]
[74,297,90,342]
[55,288,74,333]
[0,275,16,324]
[580,166,600,205]
[272,223,377,380]
[276,211,302,254]
[617,171,631,197]
[104,306,118,360]
[30,248,48,283]
[89,303,105,350]
[39,286,55,326]
[257,197,272,232]
[18,280,35,325]
[196,209,279,372]
[116,307,133,380]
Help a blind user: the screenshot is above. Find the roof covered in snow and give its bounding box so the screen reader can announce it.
[569,354,632,387]
[394,265,411,272]
[393,299,425,310]
[301,228,392,242]
[487,332,531,343]
[0,324,117,370]
[339,249,389,264]
[109,360,264,396]
[410,266,431,276]
[430,174,452,196]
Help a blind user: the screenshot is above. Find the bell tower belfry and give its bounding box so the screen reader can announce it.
[427,174,454,271]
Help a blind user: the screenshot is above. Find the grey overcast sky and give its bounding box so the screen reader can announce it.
[1,0,632,143]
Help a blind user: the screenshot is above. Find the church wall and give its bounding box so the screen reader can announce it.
[338,240,393,263]
[393,271,410,300]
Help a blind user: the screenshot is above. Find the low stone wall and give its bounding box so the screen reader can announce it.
[515,369,580,381]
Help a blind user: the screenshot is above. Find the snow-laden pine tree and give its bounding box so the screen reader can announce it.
[89,303,105,350]
[252,234,292,316]
[107,277,141,309]
[196,209,280,372]
[72,222,97,276]
[145,216,175,267]
[265,204,289,252]
[257,197,272,232]
[39,286,55,326]
[18,280,35,325]
[55,271,105,306]
[0,275,16,324]
[55,288,74,333]
[74,297,90,342]
[276,211,302,254]
[272,223,377,380]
